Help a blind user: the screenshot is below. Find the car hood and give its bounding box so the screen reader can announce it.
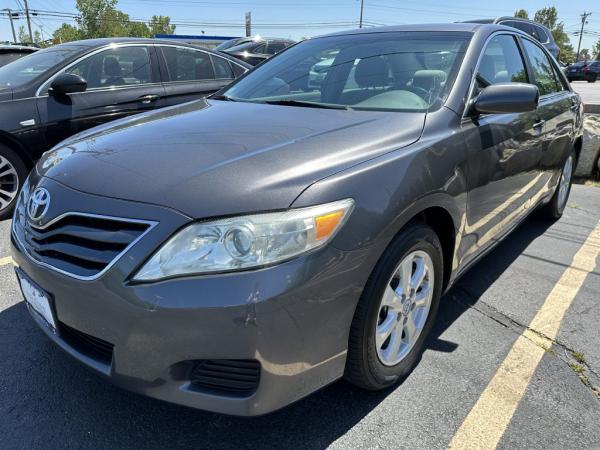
[39,99,425,219]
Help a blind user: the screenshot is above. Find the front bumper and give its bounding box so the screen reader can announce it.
[11,177,378,416]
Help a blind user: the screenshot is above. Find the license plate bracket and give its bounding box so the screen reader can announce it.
[16,268,57,332]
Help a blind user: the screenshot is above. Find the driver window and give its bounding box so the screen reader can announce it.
[66,46,151,90]
[476,35,527,95]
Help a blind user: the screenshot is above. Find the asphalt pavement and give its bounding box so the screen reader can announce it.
[571,81,600,105]
[1,185,599,449]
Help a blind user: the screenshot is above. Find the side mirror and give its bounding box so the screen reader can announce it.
[473,83,539,115]
[49,73,87,97]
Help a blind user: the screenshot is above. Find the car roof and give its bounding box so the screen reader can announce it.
[319,22,510,38]
[462,17,552,30]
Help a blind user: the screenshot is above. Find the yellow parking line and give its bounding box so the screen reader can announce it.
[449,220,600,450]
[0,256,13,266]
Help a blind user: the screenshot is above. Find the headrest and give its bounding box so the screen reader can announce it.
[103,56,122,77]
[354,56,390,87]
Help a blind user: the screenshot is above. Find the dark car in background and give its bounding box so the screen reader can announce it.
[462,17,560,59]
[214,36,260,52]
[11,23,581,416]
[0,44,38,67]
[0,37,250,219]
[566,60,599,82]
[223,38,295,65]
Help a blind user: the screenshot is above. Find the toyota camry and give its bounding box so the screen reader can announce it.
[11,24,582,416]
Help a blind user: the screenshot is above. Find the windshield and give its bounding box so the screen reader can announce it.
[223,32,471,112]
[0,45,83,88]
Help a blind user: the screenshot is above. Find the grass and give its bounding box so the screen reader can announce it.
[568,362,585,374]
[584,179,600,188]
[572,351,587,365]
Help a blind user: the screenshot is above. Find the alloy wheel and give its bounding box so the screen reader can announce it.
[0,155,19,212]
[375,250,434,366]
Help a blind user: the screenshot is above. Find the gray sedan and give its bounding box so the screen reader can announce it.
[11,23,582,416]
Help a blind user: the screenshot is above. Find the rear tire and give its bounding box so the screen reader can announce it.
[587,74,597,83]
[345,222,443,390]
[0,144,28,221]
[539,149,575,220]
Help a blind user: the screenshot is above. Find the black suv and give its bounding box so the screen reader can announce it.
[462,17,560,59]
[0,38,250,219]
[566,60,599,83]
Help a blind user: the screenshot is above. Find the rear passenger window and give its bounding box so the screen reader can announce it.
[211,55,233,79]
[161,47,215,82]
[477,35,527,92]
[521,39,560,96]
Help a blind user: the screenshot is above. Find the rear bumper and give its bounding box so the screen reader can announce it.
[10,180,379,415]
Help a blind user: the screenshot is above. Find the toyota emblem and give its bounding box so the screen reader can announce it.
[27,187,51,222]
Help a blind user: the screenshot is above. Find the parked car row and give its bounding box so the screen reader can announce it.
[0,38,251,219]
[566,60,600,83]
[9,22,581,416]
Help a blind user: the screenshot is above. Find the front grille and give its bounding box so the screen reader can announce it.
[21,214,152,279]
[59,321,114,365]
[190,360,261,395]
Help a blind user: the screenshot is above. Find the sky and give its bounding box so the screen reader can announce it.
[1,0,598,52]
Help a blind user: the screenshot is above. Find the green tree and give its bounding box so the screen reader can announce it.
[514,9,529,19]
[579,48,591,61]
[17,25,44,46]
[53,24,81,43]
[593,39,600,59]
[149,15,176,36]
[50,0,176,43]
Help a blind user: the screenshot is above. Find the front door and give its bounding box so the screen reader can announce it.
[460,34,544,266]
[37,45,165,149]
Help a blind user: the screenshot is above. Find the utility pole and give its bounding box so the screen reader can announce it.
[359,0,364,28]
[23,0,33,42]
[3,9,18,42]
[576,11,592,61]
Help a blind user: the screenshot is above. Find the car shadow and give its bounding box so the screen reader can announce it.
[0,216,552,449]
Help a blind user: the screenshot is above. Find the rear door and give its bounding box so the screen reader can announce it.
[520,37,578,192]
[37,44,165,149]
[461,33,543,264]
[157,45,228,106]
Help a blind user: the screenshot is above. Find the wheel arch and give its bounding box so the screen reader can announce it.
[0,132,34,169]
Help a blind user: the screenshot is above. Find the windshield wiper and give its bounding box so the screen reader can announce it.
[263,99,352,110]
[210,94,236,101]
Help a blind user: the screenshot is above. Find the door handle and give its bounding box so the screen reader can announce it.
[138,94,159,104]
[570,101,579,111]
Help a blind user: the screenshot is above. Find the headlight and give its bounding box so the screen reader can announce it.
[134,198,354,281]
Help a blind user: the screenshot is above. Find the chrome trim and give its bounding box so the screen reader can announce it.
[36,43,155,97]
[13,211,158,282]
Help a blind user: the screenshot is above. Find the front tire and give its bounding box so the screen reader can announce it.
[587,74,597,83]
[0,144,27,221]
[539,149,575,220]
[345,222,443,390]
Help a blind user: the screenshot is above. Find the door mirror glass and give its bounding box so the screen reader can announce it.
[474,83,539,114]
[49,73,87,96]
